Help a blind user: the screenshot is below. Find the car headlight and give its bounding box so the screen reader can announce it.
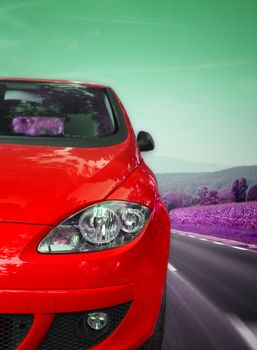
[38,201,151,253]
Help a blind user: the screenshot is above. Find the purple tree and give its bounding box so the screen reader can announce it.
[231,177,248,202]
[247,185,257,201]
[231,178,239,201]
[196,185,208,204]
[239,177,248,201]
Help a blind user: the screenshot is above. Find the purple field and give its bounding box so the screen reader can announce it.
[170,202,257,244]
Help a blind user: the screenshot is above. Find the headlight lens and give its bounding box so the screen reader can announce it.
[38,201,151,253]
[79,206,121,245]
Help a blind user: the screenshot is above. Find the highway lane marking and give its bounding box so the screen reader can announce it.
[213,241,225,246]
[172,230,256,253]
[231,246,248,251]
[168,263,177,272]
[226,314,257,350]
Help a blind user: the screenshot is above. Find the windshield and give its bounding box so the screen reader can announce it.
[0,81,119,145]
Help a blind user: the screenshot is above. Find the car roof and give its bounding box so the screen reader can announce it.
[0,77,108,89]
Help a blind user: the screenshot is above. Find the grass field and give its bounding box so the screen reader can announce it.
[171,202,257,244]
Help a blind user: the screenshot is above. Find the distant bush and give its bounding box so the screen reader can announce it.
[217,187,235,203]
[162,192,193,211]
[204,190,219,205]
[196,185,208,205]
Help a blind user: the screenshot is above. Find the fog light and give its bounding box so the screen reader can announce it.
[87,312,108,330]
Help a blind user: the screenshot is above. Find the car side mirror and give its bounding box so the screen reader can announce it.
[137,131,155,152]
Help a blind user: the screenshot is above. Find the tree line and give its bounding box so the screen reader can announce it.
[162,177,257,211]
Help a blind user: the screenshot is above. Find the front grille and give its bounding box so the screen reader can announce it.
[39,302,131,350]
[0,314,34,350]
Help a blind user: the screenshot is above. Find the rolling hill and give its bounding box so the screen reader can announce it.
[156,165,257,195]
[142,154,225,173]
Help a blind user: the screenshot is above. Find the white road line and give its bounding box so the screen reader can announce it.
[188,235,196,238]
[168,263,177,272]
[200,238,208,241]
[213,241,225,246]
[226,314,257,350]
[231,246,248,251]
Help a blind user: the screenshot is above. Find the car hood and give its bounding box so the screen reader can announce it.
[0,141,140,224]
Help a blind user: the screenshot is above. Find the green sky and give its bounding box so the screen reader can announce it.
[1,0,257,166]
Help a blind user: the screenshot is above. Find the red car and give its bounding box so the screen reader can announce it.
[0,78,170,350]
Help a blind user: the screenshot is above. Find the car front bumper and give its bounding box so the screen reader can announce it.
[0,202,170,350]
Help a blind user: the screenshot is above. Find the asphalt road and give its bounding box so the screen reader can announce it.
[162,230,257,350]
